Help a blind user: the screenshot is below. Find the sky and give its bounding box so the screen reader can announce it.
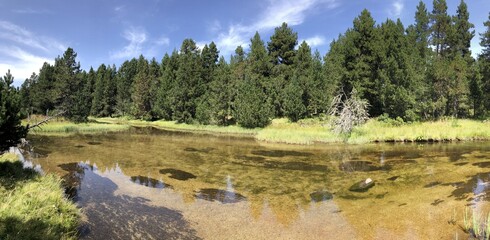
[0,0,489,86]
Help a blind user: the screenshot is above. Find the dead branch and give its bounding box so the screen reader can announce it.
[27,110,66,130]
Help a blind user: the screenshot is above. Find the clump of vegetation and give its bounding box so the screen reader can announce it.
[0,153,80,239]
[462,208,490,239]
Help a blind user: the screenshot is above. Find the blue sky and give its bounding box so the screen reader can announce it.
[1,0,489,86]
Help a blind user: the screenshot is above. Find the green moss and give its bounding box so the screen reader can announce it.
[0,154,80,240]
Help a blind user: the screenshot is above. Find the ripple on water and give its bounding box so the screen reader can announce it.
[194,188,246,204]
[159,168,197,181]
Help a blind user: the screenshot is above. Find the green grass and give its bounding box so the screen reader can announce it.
[350,118,490,143]
[0,153,80,240]
[24,117,130,136]
[463,207,490,239]
[96,117,259,136]
[96,117,490,145]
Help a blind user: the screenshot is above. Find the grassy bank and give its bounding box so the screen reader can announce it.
[95,117,490,145]
[24,116,130,136]
[96,117,259,136]
[0,153,80,239]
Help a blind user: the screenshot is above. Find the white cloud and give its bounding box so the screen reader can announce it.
[110,27,147,59]
[388,0,404,17]
[0,21,66,53]
[209,0,339,56]
[300,35,326,48]
[0,21,66,85]
[0,46,53,85]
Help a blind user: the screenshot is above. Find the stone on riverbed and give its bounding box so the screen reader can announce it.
[349,178,375,192]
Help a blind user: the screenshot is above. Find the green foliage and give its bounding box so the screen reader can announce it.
[0,70,28,151]
[173,39,203,123]
[235,78,272,128]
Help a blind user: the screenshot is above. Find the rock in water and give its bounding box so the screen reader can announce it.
[310,191,333,202]
[349,178,375,192]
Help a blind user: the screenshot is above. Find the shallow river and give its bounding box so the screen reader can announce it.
[25,127,490,239]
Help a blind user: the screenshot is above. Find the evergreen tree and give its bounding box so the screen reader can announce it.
[196,42,219,124]
[347,9,381,115]
[30,63,55,114]
[19,73,37,115]
[131,55,152,119]
[479,12,490,114]
[91,64,108,117]
[430,0,452,57]
[235,33,273,128]
[116,59,137,116]
[0,70,28,151]
[414,1,431,59]
[450,0,475,61]
[173,39,202,123]
[52,48,89,122]
[310,50,330,115]
[268,22,298,66]
[155,51,179,120]
[377,19,418,121]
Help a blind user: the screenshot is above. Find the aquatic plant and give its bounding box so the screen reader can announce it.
[462,208,490,239]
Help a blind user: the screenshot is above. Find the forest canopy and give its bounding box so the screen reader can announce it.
[16,0,490,128]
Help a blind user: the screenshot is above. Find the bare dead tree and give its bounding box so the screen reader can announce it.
[328,88,369,137]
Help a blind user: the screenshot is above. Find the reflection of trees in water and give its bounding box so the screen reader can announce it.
[58,162,199,240]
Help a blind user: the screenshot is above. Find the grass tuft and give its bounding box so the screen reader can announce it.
[0,153,80,240]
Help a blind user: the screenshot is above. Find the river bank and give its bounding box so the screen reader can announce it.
[95,117,490,144]
[0,151,79,239]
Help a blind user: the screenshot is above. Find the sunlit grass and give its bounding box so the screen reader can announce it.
[351,119,490,143]
[24,116,130,136]
[95,117,490,145]
[96,117,259,136]
[0,153,80,239]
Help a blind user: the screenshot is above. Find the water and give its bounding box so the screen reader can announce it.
[24,127,490,239]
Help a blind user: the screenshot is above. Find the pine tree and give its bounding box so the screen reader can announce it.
[173,39,202,123]
[116,59,137,116]
[414,1,431,59]
[235,33,273,128]
[430,0,452,57]
[347,9,381,116]
[450,0,475,61]
[31,63,55,114]
[479,13,490,115]
[91,64,107,117]
[155,51,179,120]
[131,55,152,119]
[0,70,28,151]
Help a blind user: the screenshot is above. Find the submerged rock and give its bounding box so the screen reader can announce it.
[349,178,375,192]
[310,191,333,202]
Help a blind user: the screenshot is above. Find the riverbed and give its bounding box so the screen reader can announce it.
[24,127,490,239]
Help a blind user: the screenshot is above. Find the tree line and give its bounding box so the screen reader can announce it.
[15,0,490,128]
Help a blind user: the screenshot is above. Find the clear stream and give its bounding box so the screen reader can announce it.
[24,127,490,239]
